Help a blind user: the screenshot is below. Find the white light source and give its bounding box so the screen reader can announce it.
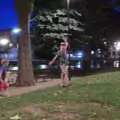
[91,50,95,55]
[40,65,47,69]
[97,49,101,54]
[76,51,83,58]
[12,28,21,34]
[70,54,73,57]
[114,41,120,51]
[67,0,70,7]
[76,62,81,68]
[9,43,13,47]
[0,38,9,46]
[10,66,18,71]
[104,41,107,45]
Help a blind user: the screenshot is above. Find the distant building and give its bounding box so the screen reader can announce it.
[109,45,120,59]
[0,29,18,60]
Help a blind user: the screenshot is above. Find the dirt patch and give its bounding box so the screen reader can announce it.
[49,112,80,119]
[56,104,66,112]
[20,104,44,115]
[7,102,118,120]
[9,104,45,116]
[2,79,60,97]
[88,102,116,112]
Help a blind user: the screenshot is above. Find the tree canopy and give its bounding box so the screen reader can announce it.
[31,8,85,57]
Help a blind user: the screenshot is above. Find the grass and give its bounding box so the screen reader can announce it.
[1,71,120,119]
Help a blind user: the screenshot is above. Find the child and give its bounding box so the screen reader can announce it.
[0,59,9,91]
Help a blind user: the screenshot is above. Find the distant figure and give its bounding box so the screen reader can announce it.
[0,59,9,81]
[0,59,9,91]
[49,42,71,87]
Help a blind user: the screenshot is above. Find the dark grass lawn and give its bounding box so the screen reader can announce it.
[1,71,120,120]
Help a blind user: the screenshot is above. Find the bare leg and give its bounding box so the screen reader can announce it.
[60,72,64,86]
[64,66,71,86]
[64,71,69,85]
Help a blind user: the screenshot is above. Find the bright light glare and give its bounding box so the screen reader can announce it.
[76,62,81,68]
[10,66,18,71]
[9,43,13,47]
[12,28,21,34]
[67,0,70,6]
[91,50,94,55]
[76,51,83,58]
[104,42,107,45]
[114,41,120,51]
[70,54,75,58]
[40,65,47,69]
[0,38,9,46]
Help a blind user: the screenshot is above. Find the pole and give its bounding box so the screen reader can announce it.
[67,0,70,33]
[67,0,71,81]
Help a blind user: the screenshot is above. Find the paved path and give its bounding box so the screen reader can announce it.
[2,79,60,97]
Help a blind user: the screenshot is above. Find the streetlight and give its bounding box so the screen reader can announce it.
[12,28,21,34]
[66,0,71,81]
[11,28,21,60]
[67,0,70,34]
[67,0,70,8]
[0,38,10,46]
[11,28,21,46]
[91,50,95,55]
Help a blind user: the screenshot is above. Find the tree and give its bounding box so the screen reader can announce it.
[14,0,35,86]
[31,9,84,52]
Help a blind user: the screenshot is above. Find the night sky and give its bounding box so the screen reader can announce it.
[0,0,18,30]
[85,0,120,38]
[0,0,120,35]
[0,0,120,31]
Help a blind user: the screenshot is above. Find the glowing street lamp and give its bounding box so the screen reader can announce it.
[12,28,21,34]
[0,38,10,46]
[91,50,95,55]
[11,28,21,48]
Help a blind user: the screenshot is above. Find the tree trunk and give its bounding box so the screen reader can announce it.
[15,12,35,86]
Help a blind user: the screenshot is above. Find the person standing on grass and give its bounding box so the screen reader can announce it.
[63,36,72,81]
[49,42,71,87]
